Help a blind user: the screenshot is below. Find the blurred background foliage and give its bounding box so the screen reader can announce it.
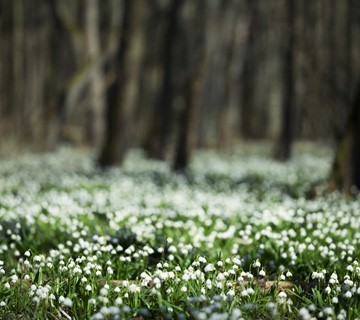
[0,0,359,188]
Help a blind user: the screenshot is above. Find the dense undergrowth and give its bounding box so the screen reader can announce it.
[0,146,359,319]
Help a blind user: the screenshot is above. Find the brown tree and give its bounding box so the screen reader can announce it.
[274,0,295,161]
[98,0,146,166]
[329,80,360,193]
[144,0,184,160]
[172,1,206,171]
[84,0,104,148]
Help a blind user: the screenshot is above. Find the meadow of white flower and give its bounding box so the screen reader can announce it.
[0,147,359,319]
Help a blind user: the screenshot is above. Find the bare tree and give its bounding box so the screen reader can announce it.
[84,0,104,148]
[98,0,146,166]
[329,80,360,193]
[173,1,206,171]
[274,0,295,161]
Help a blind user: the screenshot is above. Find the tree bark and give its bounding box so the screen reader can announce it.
[329,80,360,194]
[98,0,146,167]
[84,0,104,148]
[144,0,184,160]
[274,0,295,161]
[173,1,206,172]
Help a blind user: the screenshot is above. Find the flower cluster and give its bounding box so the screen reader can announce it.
[0,147,359,319]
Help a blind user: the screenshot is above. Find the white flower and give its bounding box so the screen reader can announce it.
[252,260,261,268]
[346,265,354,272]
[180,286,187,292]
[33,255,42,262]
[168,246,177,253]
[247,288,254,295]
[85,285,92,291]
[128,284,140,293]
[24,251,31,257]
[277,291,287,303]
[308,244,315,251]
[10,274,18,283]
[227,289,235,296]
[198,256,207,263]
[259,270,266,277]
[323,307,333,315]
[299,307,311,320]
[344,291,352,298]
[204,264,215,272]
[64,297,73,307]
[182,274,190,281]
[216,273,225,281]
[241,289,249,296]
[206,279,212,289]
[100,288,108,296]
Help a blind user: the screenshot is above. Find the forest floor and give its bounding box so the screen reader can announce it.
[0,144,359,319]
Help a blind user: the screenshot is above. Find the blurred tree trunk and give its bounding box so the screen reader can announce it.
[42,0,68,151]
[173,1,206,171]
[98,0,146,166]
[240,0,259,139]
[84,0,104,148]
[216,0,241,150]
[240,0,273,139]
[144,0,184,160]
[12,0,25,142]
[329,80,360,193]
[173,67,204,171]
[274,0,295,161]
[22,0,52,149]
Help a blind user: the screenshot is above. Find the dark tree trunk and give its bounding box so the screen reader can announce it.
[98,0,145,167]
[173,69,203,171]
[329,80,360,193]
[274,0,295,161]
[172,1,206,172]
[240,0,260,139]
[144,0,184,160]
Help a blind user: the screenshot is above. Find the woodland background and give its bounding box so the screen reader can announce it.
[0,0,360,190]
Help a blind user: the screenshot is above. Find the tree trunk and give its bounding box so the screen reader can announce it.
[98,0,146,167]
[173,68,203,171]
[240,0,259,139]
[329,80,360,193]
[274,0,295,161]
[216,0,240,150]
[144,0,184,160]
[12,0,25,144]
[84,0,104,148]
[172,1,206,172]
